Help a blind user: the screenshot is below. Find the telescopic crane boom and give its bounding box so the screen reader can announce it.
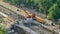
[23,9,45,24]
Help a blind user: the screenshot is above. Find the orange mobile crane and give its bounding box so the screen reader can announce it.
[23,9,45,24]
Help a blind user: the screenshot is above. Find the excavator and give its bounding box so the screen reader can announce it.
[23,9,45,24]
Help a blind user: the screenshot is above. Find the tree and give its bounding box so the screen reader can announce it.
[39,0,53,15]
[57,0,60,9]
[48,3,60,22]
[0,25,6,34]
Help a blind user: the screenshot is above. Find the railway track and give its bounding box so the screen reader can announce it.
[0,1,46,24]
[0,5,26,29]
[0,12,15,28]
[0,5,26,20]
[0,1,57,34]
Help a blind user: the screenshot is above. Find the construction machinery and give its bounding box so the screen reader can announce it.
[23,9,45,24]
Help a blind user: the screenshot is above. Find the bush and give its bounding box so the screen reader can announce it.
[0,25,6,34]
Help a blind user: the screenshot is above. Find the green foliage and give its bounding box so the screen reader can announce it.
[39,0,53,14]
[48,3,60,21]
[0,25,6,34]
[17,21,19,24]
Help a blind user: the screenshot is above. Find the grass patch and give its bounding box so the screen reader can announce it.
[0,25,6,34]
